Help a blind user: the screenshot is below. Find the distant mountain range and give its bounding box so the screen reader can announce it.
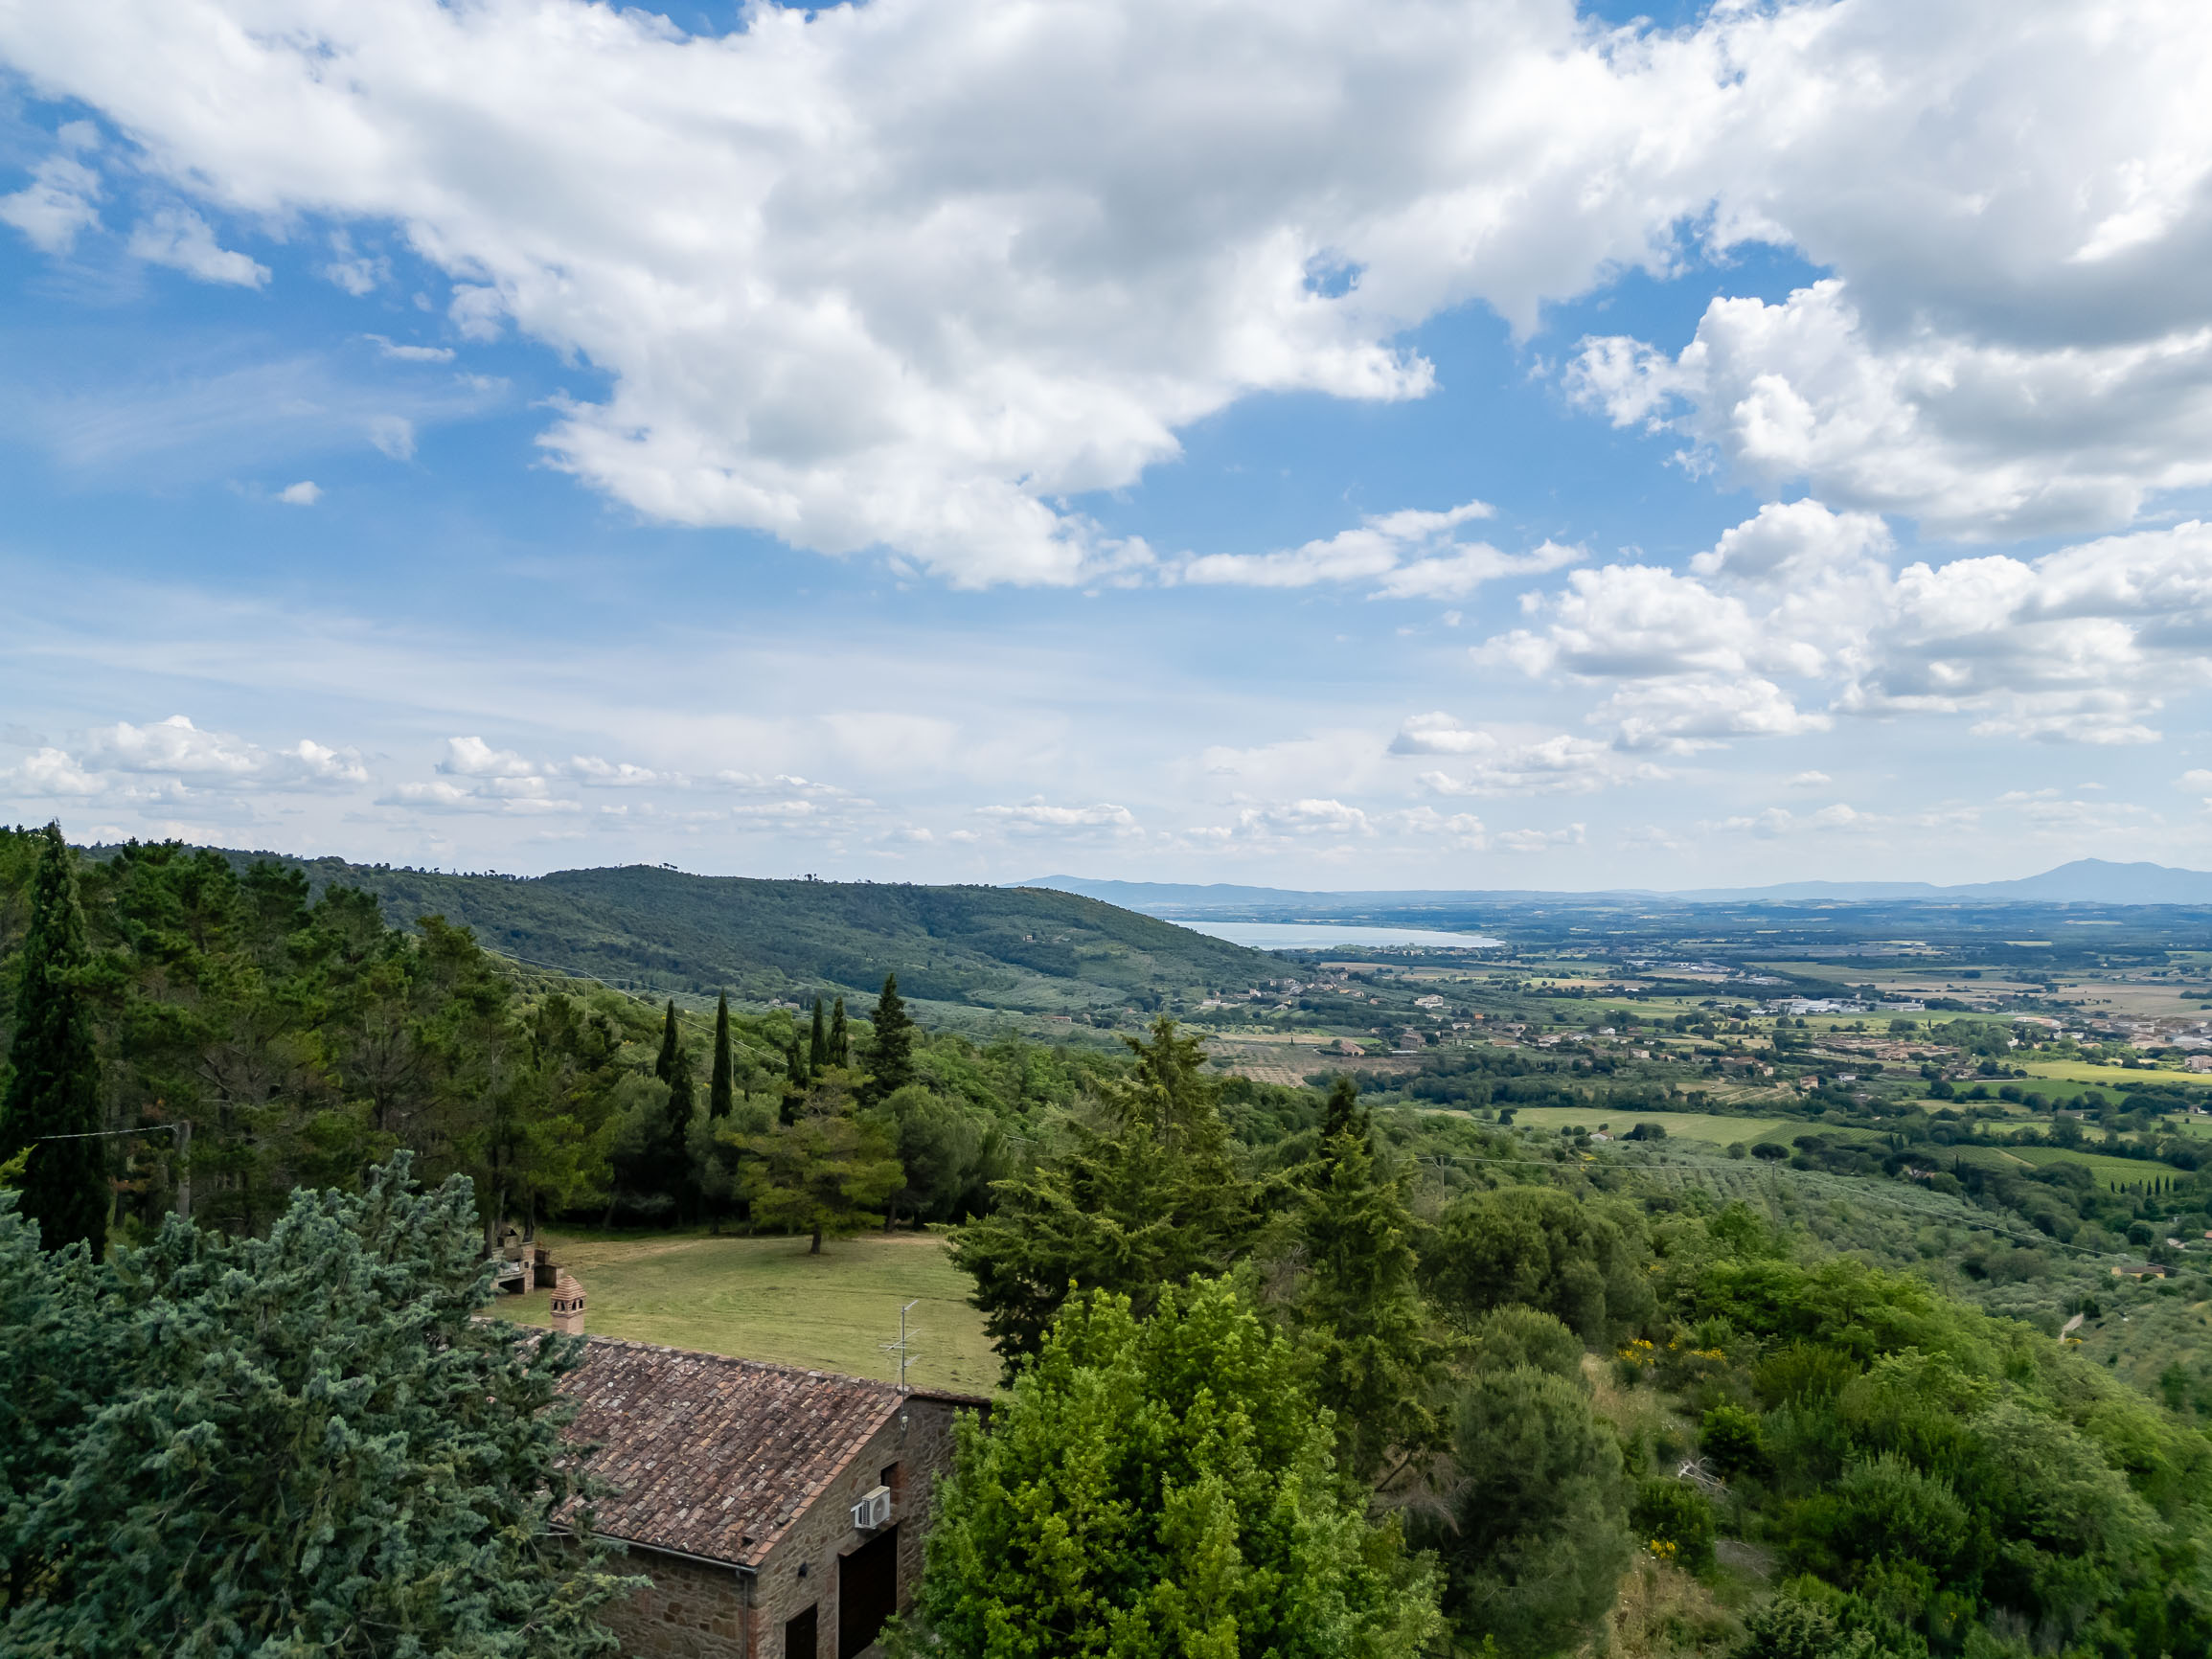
[1020,859,2212,912]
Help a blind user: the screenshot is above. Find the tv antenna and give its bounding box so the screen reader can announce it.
[881,1299,921,1392]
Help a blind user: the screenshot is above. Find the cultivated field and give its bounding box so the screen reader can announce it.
[1477,1105,1794,1145]
[490,1228,999,1394]
[2020,1059,2212,1090]
[1999,1145,2192,1188]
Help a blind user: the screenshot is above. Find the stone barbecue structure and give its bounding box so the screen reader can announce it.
[558,1337,987,1659]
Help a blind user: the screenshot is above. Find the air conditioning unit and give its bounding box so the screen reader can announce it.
[851,1486,892,1532]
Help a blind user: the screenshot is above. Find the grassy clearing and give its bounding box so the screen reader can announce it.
[1485,1106,1793,1146]
[488,1228,999,1395]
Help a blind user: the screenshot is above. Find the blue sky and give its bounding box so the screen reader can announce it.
[6,0,2212,888]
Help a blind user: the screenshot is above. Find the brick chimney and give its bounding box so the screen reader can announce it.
[550,1269,586,1336]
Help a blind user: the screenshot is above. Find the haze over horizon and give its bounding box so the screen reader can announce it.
[8,0,2212,888]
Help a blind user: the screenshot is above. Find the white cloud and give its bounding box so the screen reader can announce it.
[1193,798,1378,844]
[276,480,321,505]
[366,335,456,363]
[1389,713,1496,757]
[1178,501,1573,599]
[562,756,667,786]
[1717,803,1872,839]
[1599,676,1831,752]
[976,799,1136,830]
[11,0,2212,579]
[437,736,536,778]
[1489,506,2212,751]
[0,148,102,254]
[1787,770,1832,787]
[0,0,1745,587]
[55,716,368,791]
[4,747,106,796]
[1572,282,2212,541]
[1689,498,1891,585]
[366,415,416,461]
[1494,823,1584,853]
[1407,728,1665,796]
[1387,806,1488,849]
[125,208,269,287]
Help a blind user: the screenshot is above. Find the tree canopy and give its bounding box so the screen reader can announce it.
[0,1154,636,1655]
[897,1278,1438,1659]
[0,822,105,1254]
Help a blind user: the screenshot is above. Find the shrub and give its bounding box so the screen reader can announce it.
[1630,1477,1718,1573]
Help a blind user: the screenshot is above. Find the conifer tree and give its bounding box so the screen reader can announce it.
[830,996,849,1066]
[709,991,735,1119]
[809,996,829,1074]
[0,823,107,1254]
[1319,1073,1369,1144]
[662,1047,696,1217]
[860,973,915,1105]
[654,999,679,1083]
[1296,1087,1440,1482]
[783,1034,808,1121]
[950,1017,1255,1365]
[0,1155,639,1650]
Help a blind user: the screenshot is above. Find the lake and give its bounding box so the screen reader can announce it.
[1175,920,1503,950]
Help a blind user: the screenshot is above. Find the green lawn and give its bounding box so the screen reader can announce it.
[488,1228,999,1395]
[1479,1105,1794,1145]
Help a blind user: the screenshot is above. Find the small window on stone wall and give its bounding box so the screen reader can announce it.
[879,1463,901,1500]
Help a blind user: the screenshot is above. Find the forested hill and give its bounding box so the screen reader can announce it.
[174,851,1282,1013]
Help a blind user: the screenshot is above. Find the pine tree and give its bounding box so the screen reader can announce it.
[710,991,735,1119]
[0,823,107,1254]
[809,996,829,1075]
[830,996,849,1066]
[654,999,679,1083]
[860,973,915,1105]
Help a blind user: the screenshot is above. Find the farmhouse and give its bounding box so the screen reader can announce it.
[558,1337,987,1659]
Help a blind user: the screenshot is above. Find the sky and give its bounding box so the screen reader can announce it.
[5,0,2212,891]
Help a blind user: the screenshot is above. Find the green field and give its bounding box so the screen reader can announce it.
[1997,1145,2191,1187]
[2020,1059,2212,1089]
[1475,1105,1794,1145]
[489,1228,999,1394]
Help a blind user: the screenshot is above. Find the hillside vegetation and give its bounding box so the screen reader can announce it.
[195,851,1282,1013]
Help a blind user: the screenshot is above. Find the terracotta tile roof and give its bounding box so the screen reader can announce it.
[556,1336,975,1569]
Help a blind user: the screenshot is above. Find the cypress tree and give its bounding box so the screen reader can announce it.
[785,1034,809,1093]
[710,992,735,1119]
[862,973,915,1104]
[662,1048,696,1219]
[654,999,679,1084]
[809,997,829,1075]
[1319,1074,1369,1148]
[830,996,849,1066]
[0,823,107,1254]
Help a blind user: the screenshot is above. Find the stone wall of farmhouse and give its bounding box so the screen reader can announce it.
[604,1394,979,1659]
[599,1547,750,1659]
[748,1396,974,1659]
